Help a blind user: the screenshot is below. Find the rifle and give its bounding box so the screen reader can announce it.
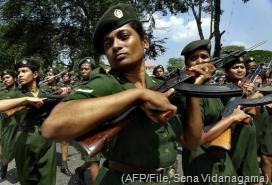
[39,70,66,87]
[71,73,244,157]
[209,59,270,150]
[0,94,65,119]
[71,42,270,156]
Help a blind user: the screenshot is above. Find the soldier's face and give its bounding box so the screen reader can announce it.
[80,63,92,79]
[186,50,211,67]
[103,24,149,70]
[17,67,37,85]
[226,63,246,82]
[62,74,70,83]
[2,74,16,88]
[154,68,164,77]
[45,71,56,84]
[246,61,257,75]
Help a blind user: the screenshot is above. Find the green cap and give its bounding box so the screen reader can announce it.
[1,69,16,78]
[15,58,40,71]
[79,57,97,69]
[243,55,256,62]
[181,39,211,56]
[221,56,245,69]
[93,3,140,54]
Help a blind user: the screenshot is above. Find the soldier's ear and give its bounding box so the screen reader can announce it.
[142,36,150,50]
[33,71,39,79]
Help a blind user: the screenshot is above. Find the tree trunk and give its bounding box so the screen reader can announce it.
[213,0,221,57]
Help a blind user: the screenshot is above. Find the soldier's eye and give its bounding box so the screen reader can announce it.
[119,31,130,40]
[104,39,113,50]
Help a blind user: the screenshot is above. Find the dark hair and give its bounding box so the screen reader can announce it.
[224,60,245,71]
[184,46,211,66]
[153,65,164,75]
[129,21,146,40]
[61,72,71,78]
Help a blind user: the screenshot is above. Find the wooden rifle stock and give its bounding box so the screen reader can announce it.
[72,114,135,157]
[209,128,232,150]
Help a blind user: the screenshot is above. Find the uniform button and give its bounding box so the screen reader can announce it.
[165,149,169,153]
[163,133,168,138]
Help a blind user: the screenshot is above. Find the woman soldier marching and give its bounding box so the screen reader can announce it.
[42,3,215,185]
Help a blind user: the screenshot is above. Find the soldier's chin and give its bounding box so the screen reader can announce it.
[19,81,26,85]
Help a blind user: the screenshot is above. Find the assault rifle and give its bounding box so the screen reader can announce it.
[71,42,272,157]
[209,58,272,150]
[0,94,65,121]
[71,74,244,157]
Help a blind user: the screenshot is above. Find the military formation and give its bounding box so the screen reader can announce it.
[0,3,272,185]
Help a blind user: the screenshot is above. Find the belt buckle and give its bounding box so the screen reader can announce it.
[167,168,176,179]
[156,167,175,179]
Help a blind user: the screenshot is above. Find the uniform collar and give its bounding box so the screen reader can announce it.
[109,70,160,90]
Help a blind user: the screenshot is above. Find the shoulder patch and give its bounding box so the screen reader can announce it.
[75,89,94,94]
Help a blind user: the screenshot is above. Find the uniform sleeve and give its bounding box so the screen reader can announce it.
[64,74,122,101]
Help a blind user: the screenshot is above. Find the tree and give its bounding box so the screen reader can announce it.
[180,0,251,57]
[247,50,272,65]
[221,45,245,53]
[166,57,184,73]
[0,0,188,71]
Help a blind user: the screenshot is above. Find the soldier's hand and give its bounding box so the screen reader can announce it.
[25,97,45,108]
[229,106,251,124]
[238,81,255,96]
[140,88,177,123]
[59,87,71,95]
[187,63,216,85]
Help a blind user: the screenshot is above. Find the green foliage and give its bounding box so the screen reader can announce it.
[221,45,246,53]
[0,0,189,72]
[247,50,272,65]
[166,57,185,73]
[221,45,272,66]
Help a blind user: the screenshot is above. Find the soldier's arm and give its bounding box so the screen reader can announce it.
[181,63,216,149]
[41,88,176,141]
[0,97,44,111]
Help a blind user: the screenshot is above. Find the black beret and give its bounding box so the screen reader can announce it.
[1,69,16,78]
[15,58,40,71]
[153,65,164,75]
[79,57,97,69]
[181,39,211,56]
[243,55,256,63]
[221,56,245,69]
[93,3,140,54]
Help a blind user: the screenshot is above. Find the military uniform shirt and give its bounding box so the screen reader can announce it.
[65,70,182,169]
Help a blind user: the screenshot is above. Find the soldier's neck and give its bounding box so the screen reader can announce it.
[26,82,39,97]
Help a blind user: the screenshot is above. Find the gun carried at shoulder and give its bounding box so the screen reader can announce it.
[71,71,245,157]
[0,94,65,119]
[71,41,270,156]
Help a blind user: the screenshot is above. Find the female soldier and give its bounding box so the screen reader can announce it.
[223,56,260,185]
[42,3,214,185]
[0,70,17,179]
[181,40,251,185]
[153,65,166,80]
[0,59,56,185]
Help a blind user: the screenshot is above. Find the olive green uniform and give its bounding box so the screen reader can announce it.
[72,80,102,163]
[65,71,182,185]
[255,106,272,156]
[230,123,259,177]
[220,96,259,178]
[182,98,238,185]
[0,89,18,162]
[7,87,56,185]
